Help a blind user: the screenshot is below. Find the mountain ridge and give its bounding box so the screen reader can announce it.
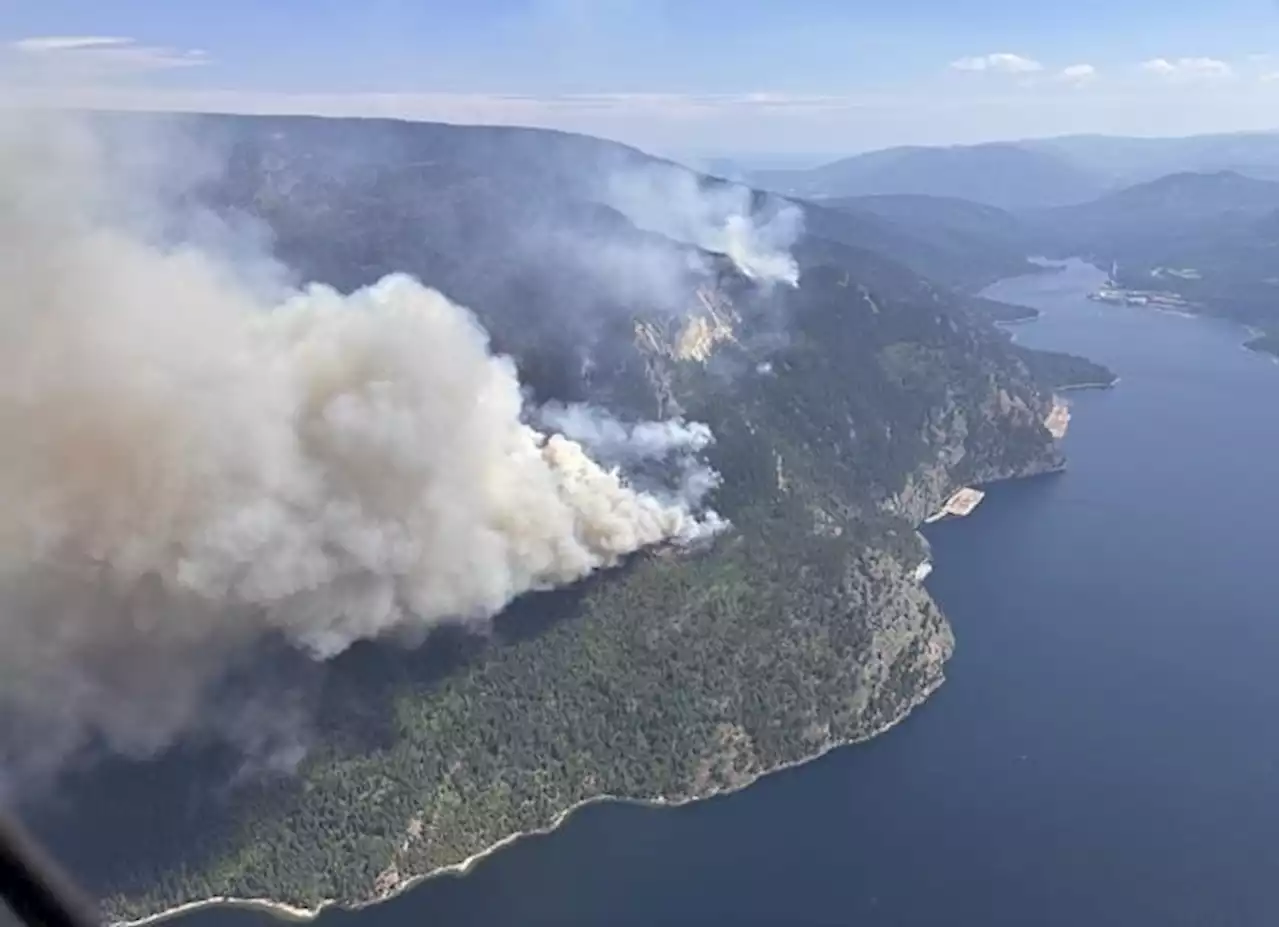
[749,130,1279,208]
[752,141,1101,209]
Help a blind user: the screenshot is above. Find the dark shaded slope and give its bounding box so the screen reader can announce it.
[1025,171,1279,336]
[1023,131,1280,186]
[835,194,1028,255]
[1012,346,1117,391]
[1023,170,1277,245]
[813,194,1038,290]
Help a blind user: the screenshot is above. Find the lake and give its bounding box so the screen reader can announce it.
[161,259,1280,926]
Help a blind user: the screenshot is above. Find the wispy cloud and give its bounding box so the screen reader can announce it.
[0,87,894,124]
[7,35,209,71]
[11,36,132,53]
[1057,64,1098,85]
[1141,57,1235,82]
[949,53,1043,74]
[1,66,1272,155]
[0,85,906,156]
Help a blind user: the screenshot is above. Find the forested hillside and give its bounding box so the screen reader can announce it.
[1027,172,1279,348]
[28,114,1070,920]
[817,193,1039,290]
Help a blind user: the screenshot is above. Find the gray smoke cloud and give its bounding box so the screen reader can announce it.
[537,402,714,466]
[602,162,804,287]
[536,402,727,542]
[0,112,723,778]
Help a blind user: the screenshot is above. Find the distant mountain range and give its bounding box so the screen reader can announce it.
[665,134,1279,337]
[1021,169,1276,256]
[1028,171,1278,340]
[749,132,1279,209]
[753,142,1100,209]
[810,168,1277,347]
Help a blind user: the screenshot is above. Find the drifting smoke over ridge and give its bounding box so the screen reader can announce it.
[0,113,723,778]
[603,163,803,287]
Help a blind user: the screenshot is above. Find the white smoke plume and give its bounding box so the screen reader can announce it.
[537,402,714,465]
[602,163,803,287]
[0,113,722,776]
[536,402,728,543]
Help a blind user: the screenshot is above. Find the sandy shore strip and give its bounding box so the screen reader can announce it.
[113,896,324,927]
[110,449,1082,927]
[110,670,945,927]
[1055,378,1119,391]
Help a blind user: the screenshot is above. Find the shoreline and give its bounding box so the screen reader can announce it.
[993,314,1039,328]
[113,898,322,927]
[1056,378,1119,392]
[110,441,1083,927]
[113,267,1101,927]
[111,673,946,927]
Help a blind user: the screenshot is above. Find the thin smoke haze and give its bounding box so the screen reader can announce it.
[602,162,803,287]
[0,112,724,782]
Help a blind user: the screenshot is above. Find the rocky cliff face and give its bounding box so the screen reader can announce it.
[613,266,1058,756]
[888,387,1063,527]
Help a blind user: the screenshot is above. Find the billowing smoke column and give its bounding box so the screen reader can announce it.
[602,163,803,287]
[536,402,714,468]
[537,402,728,541]
[0,114,723,776]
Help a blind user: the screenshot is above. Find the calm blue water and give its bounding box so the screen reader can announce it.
[177,260,1278,927]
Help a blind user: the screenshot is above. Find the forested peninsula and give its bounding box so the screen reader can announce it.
[24,115,1082,922]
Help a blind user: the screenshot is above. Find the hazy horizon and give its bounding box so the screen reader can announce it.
[3,1,1277,156]
[5,103,1277,171]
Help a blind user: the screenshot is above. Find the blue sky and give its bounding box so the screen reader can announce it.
[2,0,1276,157]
